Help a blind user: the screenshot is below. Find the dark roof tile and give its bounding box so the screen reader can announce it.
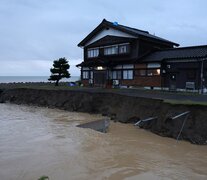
[116,23,179,46]
[140,45,207,62]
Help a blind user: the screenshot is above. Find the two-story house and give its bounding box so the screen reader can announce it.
[77,19,207,91]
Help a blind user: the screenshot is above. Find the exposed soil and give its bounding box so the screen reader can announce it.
[0,88,207,144]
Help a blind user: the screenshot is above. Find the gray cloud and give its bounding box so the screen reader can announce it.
[0,0,207,76]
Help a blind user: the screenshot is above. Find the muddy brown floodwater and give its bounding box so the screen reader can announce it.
[0,104,206,180]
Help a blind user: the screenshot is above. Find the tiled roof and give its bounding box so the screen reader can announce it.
[140,45,207,62]
[115,23,179,46]
[78,19,179,47]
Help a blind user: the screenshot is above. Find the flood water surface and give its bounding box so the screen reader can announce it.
[0,104,206,180]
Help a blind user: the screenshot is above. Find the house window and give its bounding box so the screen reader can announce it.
[82,71,89,79]
[103,44,130,56]
[123,70,133,80]
[104,46,118,55]
[147,63,161,68]
[112,71,122,79]
[147,69,160,76]
[88,48,99,58]
[119,45,128,54]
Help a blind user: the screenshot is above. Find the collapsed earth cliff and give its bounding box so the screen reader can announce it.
[0,88,206,145]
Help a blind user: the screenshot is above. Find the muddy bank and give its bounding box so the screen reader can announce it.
[0,88,207,144]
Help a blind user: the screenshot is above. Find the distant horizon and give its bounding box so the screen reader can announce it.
[0,75,80,83]
[0,75,80,77]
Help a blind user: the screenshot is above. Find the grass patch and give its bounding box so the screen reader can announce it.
[164,99,207,106]
[0,82,83,90]
[38,176,49,180]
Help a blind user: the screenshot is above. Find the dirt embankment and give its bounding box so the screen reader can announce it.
[0,88,207,145]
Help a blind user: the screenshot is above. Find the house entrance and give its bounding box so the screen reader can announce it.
[94,71,106,87]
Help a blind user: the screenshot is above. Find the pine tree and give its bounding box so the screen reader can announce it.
[48,57,70,86]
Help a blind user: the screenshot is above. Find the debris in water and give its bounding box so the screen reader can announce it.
[134,117,158,127]
[77,119,110,133]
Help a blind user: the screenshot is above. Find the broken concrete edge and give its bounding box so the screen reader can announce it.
[77,119,110,133]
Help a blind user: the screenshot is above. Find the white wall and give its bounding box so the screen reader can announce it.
[85,27,136,46]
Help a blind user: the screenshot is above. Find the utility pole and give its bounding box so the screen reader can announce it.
[200,58,207,94]
[200,59,204,94]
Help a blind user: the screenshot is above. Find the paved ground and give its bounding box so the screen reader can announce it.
[1,83,207,104]
[75,87,207,103]
[116,88,207,103]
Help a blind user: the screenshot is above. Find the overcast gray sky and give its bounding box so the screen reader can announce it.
[0,0,207,76]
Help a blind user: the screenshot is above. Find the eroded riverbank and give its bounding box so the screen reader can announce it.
[0,103,206,180]
[0,88,207,144]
